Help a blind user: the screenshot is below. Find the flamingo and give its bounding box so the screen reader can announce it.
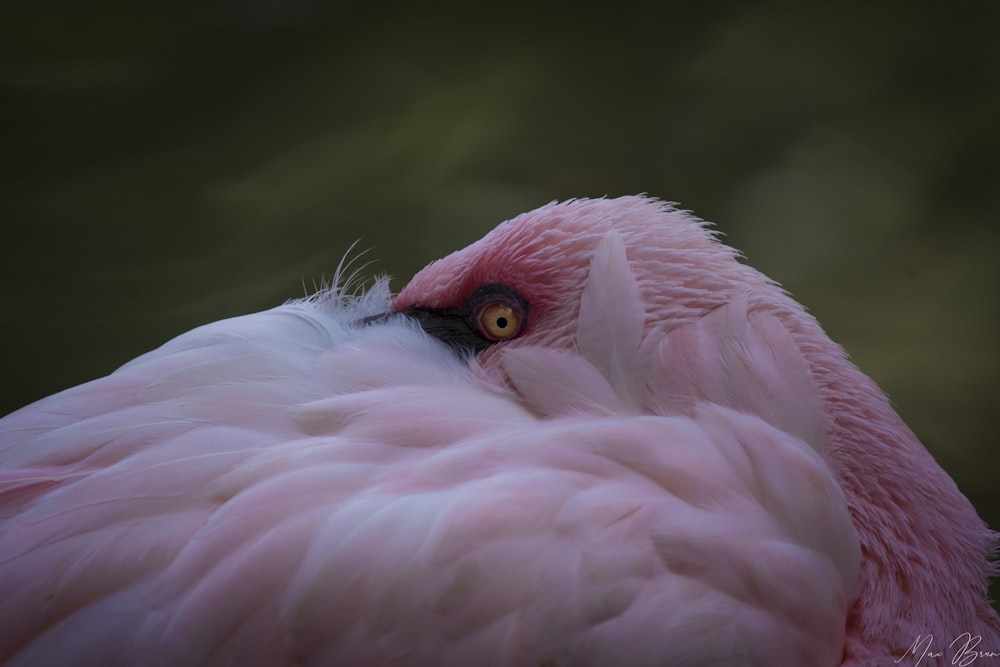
[1,196,997,666]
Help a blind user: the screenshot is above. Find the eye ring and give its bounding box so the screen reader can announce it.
[476,302,524,342]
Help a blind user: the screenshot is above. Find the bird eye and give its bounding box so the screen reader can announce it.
[477,302,523,341]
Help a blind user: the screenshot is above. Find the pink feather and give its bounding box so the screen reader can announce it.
[1,196,996,666]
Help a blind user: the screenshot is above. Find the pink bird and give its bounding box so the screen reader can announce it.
[1,196,997,666]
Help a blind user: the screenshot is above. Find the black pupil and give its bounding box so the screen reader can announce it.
[495,316,508,329]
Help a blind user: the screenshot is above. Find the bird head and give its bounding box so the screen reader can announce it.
[392,196,774,379]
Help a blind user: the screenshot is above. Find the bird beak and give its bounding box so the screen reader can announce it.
[358,306,490,354]
[356,312,393,327]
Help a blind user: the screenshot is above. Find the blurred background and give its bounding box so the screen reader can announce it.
[1,0,998,592]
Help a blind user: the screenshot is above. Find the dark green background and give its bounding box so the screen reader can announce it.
[2,1,998,596]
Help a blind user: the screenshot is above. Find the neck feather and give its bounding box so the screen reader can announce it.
[783,309,999,662]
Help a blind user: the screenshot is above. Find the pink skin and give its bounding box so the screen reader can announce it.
[395,196,1000,665]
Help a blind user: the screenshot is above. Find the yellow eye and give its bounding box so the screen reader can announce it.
[478,303,523,341]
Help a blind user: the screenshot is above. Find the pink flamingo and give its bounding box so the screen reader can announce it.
[1,196,997,666]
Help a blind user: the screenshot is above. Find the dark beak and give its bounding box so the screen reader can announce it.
[358,306,490,354]
[357,312,393,326]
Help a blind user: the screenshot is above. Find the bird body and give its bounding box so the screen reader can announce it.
[1,196,996,665]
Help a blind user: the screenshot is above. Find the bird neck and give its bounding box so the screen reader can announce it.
[790,313,1000,661]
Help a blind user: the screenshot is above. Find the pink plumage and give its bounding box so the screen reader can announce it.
[1,196,996,666]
